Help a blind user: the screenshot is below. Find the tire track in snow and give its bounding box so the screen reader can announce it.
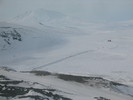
[32,50,92,70]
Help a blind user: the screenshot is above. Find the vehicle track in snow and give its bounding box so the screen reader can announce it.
[32,50,93,70]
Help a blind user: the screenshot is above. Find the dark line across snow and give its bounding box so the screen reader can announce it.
[32,50,92,70]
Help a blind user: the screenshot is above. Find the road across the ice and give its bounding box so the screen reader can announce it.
[32,50,93,70]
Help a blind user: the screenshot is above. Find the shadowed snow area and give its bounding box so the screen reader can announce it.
[0,22,66,70]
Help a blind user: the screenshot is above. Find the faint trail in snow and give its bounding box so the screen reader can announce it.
[32,50,92,70]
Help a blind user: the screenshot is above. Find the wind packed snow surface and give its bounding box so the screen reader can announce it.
[0,9,133,100]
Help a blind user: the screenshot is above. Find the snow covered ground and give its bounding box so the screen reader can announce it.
[1,9,133,83]
[0,8,133,99]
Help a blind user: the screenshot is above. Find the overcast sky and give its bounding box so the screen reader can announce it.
[0,0,133,22]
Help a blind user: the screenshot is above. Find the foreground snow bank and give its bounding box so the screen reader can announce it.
[0,67,133,100]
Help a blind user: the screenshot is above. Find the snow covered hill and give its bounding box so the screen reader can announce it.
[9,9,80,29]
[0,22,67,70]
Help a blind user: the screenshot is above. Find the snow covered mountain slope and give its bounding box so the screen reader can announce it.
[9,9,80,29]
[0,67,133,100]
[0,26,22,49]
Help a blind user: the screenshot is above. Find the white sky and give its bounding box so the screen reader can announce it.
[0,0,133,22]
